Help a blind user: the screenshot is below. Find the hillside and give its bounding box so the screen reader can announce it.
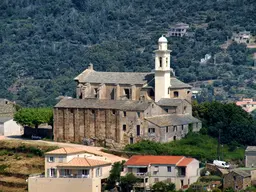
[1,0,256,106]
[0,140,57,192]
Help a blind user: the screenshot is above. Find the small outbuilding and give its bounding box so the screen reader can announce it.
[0,117,23,136]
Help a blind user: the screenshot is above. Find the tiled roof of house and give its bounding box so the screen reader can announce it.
[177,158,194,166]
[170,78,192,89]
[246,146,256,152]
[0,117,12,123]
[125,155,187,166]
[57,157,111,167]
[145,114,200,127]
[157,98,183,107]
[232,169,251,178]
[55,98,152,111]
[45,147,86,155]
[75,70,154,85]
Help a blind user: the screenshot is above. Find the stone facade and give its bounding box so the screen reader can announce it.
[54,36,201,147]
[245,146,256,168]
[0,99,16,117]
[223,170,254,191]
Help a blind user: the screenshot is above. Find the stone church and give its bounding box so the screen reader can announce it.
[54,36,201,147]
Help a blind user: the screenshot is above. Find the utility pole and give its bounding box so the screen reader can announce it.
[217,129,221,160]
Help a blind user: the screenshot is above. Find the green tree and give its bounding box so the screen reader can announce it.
[119,173,139,192]
[105,161,125,190]
[151,181,176,192]
[14,108,53,133]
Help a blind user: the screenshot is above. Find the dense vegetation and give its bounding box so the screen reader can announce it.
[125,101,256,162]
[193,101,256,146]
[124,133,244,163]
[1,0,256,106]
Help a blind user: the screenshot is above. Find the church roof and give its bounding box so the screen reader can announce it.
[76,70,154,85]
[145,114,200,127]
[170,78,192,89]
[157,98,183,107]
[55,98,152,111]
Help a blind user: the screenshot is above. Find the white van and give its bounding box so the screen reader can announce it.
[213,160,230,169]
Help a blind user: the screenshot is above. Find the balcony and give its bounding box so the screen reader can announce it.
[136,172,148,177]
[60,174,90,178]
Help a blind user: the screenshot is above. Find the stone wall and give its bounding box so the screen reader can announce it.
[76,83,144,101]
[54,103,168,147]
[245,151,256,168]
[0,100,16,117]
[224,172,252,190]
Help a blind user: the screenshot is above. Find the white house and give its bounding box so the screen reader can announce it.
[0,117,23,136]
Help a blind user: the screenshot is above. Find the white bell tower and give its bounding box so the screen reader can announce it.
[154,36,172,102]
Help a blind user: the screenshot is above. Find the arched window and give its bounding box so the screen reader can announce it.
[159,57,162,67]
[174,91,179,98]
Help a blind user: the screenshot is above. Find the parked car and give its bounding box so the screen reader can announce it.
[31,135,42,140]
[213,160,230,169]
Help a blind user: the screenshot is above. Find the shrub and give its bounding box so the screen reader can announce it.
[200,168,207,176]
[27,153,34,158]
[0,164,8,172]
[0,150,8,156]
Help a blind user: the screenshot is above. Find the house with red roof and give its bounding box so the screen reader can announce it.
[236,98,256,113]
[124,155,200,190]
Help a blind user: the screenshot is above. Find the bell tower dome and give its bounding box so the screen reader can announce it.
[154,36,172,102]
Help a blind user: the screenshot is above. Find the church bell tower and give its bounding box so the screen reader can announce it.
[154,36,172,102]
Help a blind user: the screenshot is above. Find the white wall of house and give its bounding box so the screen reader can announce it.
[0,119,23,136]
[28,177,101,192]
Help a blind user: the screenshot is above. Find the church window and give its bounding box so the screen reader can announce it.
[187,91,190,94]
[159,57,162,67]
[166,58,168,67]
[183,106,187,114]
[136,125,140,136]
[173,136,176,141]
[174,91,179,98]
[130,137,134,144]
[110,88,115,100]
[112,110,116,115]
[148,128,155,133]
[91,110,95,114]
[123,111,126,117]
[173,126,177,132]
[79,93,82,99]
[123,125,126,131]
[94,88,98,98]
[166,126,168,133]
[137,112,140,118]
[124,89,130,99]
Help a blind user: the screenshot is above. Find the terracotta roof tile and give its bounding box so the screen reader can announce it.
[45,147,86,155]
[125,155,185,166]
[177,158,194,166]
[57,157,111,167]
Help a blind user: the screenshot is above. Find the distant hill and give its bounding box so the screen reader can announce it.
[1,0,256,106]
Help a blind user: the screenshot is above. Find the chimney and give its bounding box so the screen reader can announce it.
[88,63,93,70]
